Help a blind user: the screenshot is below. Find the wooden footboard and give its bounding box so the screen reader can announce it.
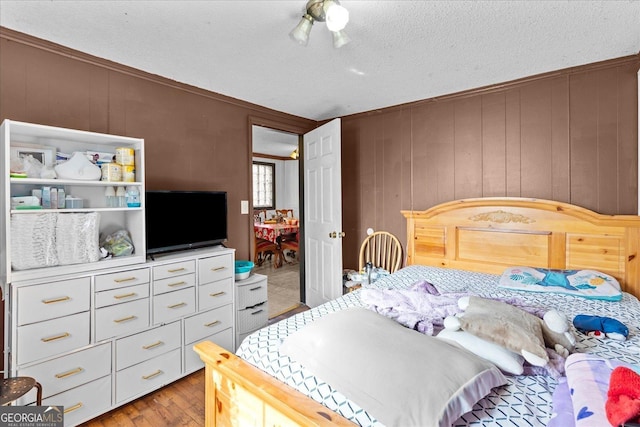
[194,341,354,426]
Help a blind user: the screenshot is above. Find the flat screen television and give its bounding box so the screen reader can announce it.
[145,190,227,256]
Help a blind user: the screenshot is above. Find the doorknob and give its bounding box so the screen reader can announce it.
[329,231,346,238]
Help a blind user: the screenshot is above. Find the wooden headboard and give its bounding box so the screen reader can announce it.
[402,197,640,299]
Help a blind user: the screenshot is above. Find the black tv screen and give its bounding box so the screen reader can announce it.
[145,190,227,255]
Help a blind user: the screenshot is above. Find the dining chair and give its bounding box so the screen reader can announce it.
[276,209,294,218]
[358,231,403,273]
[254,236,278,267]
[279,232,299,264]
[254,209,268,222]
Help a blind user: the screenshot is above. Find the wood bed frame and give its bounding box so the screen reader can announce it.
[195,197,640,426]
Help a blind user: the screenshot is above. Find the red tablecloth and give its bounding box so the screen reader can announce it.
[254,223,299,244]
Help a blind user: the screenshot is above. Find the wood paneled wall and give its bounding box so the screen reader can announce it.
[341,56,640,269]
[0,28,638,278]
[0,28,316,261]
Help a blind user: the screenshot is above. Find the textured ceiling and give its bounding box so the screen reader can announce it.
[1,0,639,124]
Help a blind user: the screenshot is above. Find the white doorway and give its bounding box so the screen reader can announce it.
[251,125,302,318]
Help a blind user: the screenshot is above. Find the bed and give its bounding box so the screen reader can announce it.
[194,197,640,426]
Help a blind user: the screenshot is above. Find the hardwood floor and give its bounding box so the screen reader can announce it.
[83,305,309,426]
[84,370,205,426]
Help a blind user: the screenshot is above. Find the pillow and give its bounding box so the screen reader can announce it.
[280,307,506,427]
[499,266,622,301]
[451,296,549,367]
[437,328,525,375]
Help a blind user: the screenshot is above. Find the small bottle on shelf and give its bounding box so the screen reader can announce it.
[105,186,116,208]
[50,188,58,210]
[116,186,126,207]
[126,186,141,208]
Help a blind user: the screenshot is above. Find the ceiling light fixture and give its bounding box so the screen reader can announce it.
[289,0,350,48]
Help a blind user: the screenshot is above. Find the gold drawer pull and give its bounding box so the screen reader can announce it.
[64,402,83,414]
[168,302,186,309]
[211,266,225,272]
[167,267,186,273]
[114,277,137,283]
[204,320,220,327]
[168,281,187,287]
[249,286,262,291]
[143,340,164,350]
[41,332,70,342]
[55,367,84,379]
[42,296,71,304]
[114,315,137,323]
[210,291,225,297]
[114,292,137,299]
[142,370,163,380]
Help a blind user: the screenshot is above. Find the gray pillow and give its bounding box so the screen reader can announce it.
[280,307,506,427]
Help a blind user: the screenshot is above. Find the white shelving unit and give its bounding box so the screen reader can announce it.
[1,119,146,285]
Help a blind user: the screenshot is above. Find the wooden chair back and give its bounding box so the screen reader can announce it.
[358,231,403,273]
[276,209,294,218]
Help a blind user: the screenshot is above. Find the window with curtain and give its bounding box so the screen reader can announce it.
[253,161,275,209]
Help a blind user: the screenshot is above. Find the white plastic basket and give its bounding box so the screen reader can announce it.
[10,213,59,270]
[56,212,101,265]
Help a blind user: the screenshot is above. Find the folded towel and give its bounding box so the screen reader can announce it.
[606,366,640,426]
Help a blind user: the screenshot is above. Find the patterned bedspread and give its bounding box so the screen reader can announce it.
[236,265,640,426]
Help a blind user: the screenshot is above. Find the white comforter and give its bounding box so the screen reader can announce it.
[236,265,640,426]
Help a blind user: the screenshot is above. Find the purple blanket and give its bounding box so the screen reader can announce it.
[360,280,467,335]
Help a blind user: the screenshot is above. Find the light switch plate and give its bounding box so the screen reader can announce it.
[241,200,249,214]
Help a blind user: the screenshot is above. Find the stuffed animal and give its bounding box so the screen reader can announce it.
[541,310,576,357]
[445,296,576,367]
[573,314,629,341]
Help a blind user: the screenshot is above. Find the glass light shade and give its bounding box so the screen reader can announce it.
[325,2,349,32]
[289,15,313,46]
[332,29,351,48]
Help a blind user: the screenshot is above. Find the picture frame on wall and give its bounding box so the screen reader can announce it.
[10,144,56,167]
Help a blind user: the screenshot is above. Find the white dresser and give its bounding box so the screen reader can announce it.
[235,273,268,350]
[7,246,235,426]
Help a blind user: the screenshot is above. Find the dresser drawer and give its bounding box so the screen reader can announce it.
[42,375,111,427]
[198,278,233,311]
[184,304,233,344]
[95,298,150,342]
[95,283,150,308]
[153,287,196,325]
[153,273,195,295]
[17,277,90,326]
[17,311,90,366]
[237,302,268,335]
[95,267,150,292]
[198,254,233,284]
[116,321,181,370]
[153,260,196,280]
[116,348,181,403]
[17,342,111,404]
[185,328,234,373]
[236,276,268,309]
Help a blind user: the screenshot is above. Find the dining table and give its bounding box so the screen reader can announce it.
[254,222,299,244]
[254,222,299,268]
